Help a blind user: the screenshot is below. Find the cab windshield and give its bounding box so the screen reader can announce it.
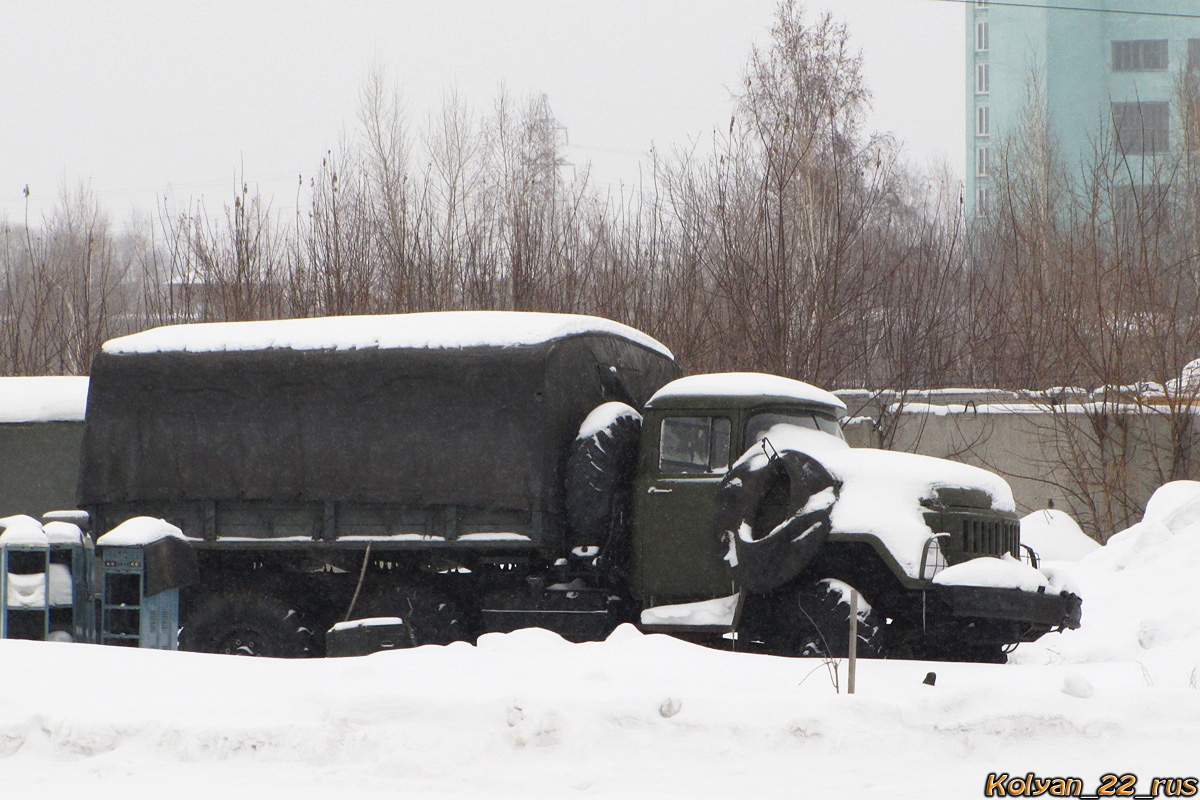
[745,410,846,454]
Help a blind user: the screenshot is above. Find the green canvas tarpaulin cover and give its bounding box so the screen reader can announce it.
[78,314,679,532]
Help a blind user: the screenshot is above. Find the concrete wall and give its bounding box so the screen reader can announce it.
[837,389,1190,540]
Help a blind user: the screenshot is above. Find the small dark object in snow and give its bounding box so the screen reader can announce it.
[923,672,937,686]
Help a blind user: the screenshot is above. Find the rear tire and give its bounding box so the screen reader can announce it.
[181,589,315,657]
[352,580,470,647]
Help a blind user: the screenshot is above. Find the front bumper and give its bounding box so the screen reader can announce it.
[901,584,1083,656]
[936,584,1082,631]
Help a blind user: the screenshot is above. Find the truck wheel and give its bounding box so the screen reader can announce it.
[181,590,315,657]
[354,581,469,647]
[790,578,886,659]
[564,402,643,564]
[715,449,839,593]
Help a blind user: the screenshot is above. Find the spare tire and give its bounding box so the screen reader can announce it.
[564,402,643,566]
[714,446,839,593]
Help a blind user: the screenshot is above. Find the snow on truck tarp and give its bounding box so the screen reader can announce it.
[0,376,88,423]
[103,310,673,359]
[650,372,846,412]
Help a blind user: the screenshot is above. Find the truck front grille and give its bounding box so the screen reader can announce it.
[961,518,1020,558]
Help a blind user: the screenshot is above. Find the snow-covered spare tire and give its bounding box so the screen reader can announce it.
[715,446,840,593]
[565,402,643,565]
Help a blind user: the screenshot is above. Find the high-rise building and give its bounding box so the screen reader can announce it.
[966,0,1200,217]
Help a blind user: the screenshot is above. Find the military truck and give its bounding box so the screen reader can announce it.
[74,311,1080,660]
[0,377,89,518]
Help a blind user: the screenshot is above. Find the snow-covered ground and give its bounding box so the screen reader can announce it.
[4,486,1200,798]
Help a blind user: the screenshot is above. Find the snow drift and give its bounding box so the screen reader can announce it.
[2,622,1197,799]
[1012,481,1200,675]
[2,484,1200,796]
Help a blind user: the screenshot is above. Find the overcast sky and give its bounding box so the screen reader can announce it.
[0,0,964,227]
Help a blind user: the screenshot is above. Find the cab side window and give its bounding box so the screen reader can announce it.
[659,416,731,474]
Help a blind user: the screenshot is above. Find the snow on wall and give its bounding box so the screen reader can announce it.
[102,311,673,359]
[650,373,846,412]
[887,400,1181,418]
[0,376,89,423]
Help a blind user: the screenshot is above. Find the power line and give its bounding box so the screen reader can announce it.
[926,0,1200,20]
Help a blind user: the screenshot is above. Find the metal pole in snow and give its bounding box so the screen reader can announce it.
[848,589,858,694]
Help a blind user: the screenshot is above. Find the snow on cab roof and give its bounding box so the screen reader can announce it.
[102,311,674,359]
[0,376,89,423]
[649,372,846,411]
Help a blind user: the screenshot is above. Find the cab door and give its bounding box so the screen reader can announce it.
[630,413,736,603]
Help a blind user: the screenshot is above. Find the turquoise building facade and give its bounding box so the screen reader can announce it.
[966,0,1200,216]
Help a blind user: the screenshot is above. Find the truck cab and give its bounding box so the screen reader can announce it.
[627,372,1081,660]
[630,373,846,605]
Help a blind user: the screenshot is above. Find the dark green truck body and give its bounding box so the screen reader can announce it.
[67,313,1079,660]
